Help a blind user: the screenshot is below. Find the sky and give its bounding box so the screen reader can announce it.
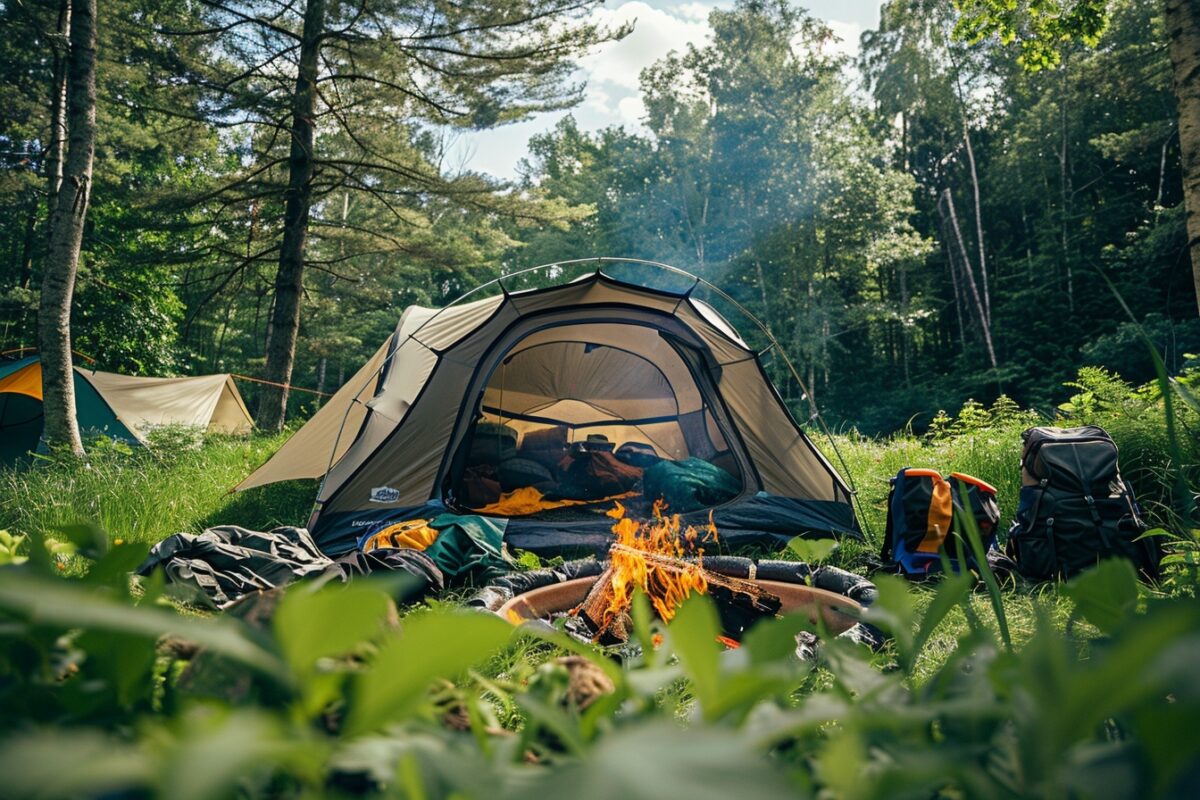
[446,0,886,181]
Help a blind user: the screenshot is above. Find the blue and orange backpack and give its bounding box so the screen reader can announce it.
[880,468,1001,576]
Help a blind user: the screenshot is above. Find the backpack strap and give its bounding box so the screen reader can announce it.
[1064,441,1118,558]
[880,471,902,564]
[1035,486,1061,577]
[1082,493,1114,553]
[1028,479,1050,524]
[1045,514,1063,578]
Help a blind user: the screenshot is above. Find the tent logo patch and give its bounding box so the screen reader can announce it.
[368,486,400,504]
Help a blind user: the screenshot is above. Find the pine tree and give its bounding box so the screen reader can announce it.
[169,0,626,430]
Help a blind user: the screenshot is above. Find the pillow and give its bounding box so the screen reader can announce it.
[615,441,660,468]
[498,457,554,491]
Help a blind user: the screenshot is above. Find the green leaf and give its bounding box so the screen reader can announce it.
[743,610,819,666]
[912,572,973,664]
[75,629,159,709]
[1063,558,1139,635]
[0,530,28,566]
[667,594,721,716]
[275,584,394,717]
[785,537,838,564]
[0,730,151,799]
[515,693,588,755]
[628,587,660,669]
[0,572,287,680]
[22,527,58,575]
[861,574,916,664]
[349,609,512,735]
[955,482,1011,650]
[274,583,392,675]
[57,523,109,560]
[1050,599,1200,746]
[814,729,871,800]
[82,542,151,592]
[158,709,324,800]
[519,720,800,800]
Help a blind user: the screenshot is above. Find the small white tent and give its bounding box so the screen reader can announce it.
[81,370,253,439]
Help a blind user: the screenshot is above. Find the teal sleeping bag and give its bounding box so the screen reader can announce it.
[643,458,740,513]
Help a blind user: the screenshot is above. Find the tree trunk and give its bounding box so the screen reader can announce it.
[1058,59,1075,312]
[945,235,968,352]
[939,188,997,369]
[950,50,991,326]
[962,121,991,327]
[45,0,71,217]
[1165,0,1200,314]
[38,0,96,456]
[256,0,326,431]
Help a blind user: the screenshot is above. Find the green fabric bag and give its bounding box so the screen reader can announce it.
[424,513,513,583]
[643,458,739,513]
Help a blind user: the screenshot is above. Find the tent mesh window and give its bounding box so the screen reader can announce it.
[447,336,744,519]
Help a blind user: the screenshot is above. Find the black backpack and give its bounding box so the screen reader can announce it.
[1006,425,1161,581]
[881,468,1001,576]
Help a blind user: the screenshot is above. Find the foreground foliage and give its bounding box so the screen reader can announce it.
[0,523,1197,799]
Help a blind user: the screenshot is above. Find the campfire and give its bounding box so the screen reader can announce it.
[564,501,782,645]
[493,501,868,649]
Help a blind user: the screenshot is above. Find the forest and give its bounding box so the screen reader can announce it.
[1,0,1197,436]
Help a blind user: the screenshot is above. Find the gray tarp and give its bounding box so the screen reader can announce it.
[137,525,442,607]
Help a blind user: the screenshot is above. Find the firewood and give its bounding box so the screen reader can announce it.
[577,564,618,634]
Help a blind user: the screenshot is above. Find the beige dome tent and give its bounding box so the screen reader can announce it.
[236,260,859,555]
[79,370,254,439]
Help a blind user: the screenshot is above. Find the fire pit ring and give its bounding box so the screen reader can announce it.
[474,554,884,649]
[495,575,864,637]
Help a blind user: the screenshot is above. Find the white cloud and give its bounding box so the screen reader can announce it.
[579,1,713,92]
[617,95,647,127]
[675,2,715,23]
[824,19,864,60]
[584,86,614,115]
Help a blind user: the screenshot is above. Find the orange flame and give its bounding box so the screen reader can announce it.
[596,500,717,632]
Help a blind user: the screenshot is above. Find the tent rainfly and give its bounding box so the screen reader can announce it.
[0,356,253,462]
[236,265,861,556]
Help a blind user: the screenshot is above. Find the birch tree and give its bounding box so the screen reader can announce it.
[38,0,96,455]
[955,0,1200,315]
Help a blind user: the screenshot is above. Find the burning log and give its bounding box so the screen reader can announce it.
[576,564,615,628]
[575,564,630,644]
[572,501,783,644]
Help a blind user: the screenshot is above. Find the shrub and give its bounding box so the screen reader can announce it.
[0,530,1196,798]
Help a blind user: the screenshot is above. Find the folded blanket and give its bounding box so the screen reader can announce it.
[137,525,443,608]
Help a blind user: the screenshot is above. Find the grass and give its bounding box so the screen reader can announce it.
[0,431,313,546]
